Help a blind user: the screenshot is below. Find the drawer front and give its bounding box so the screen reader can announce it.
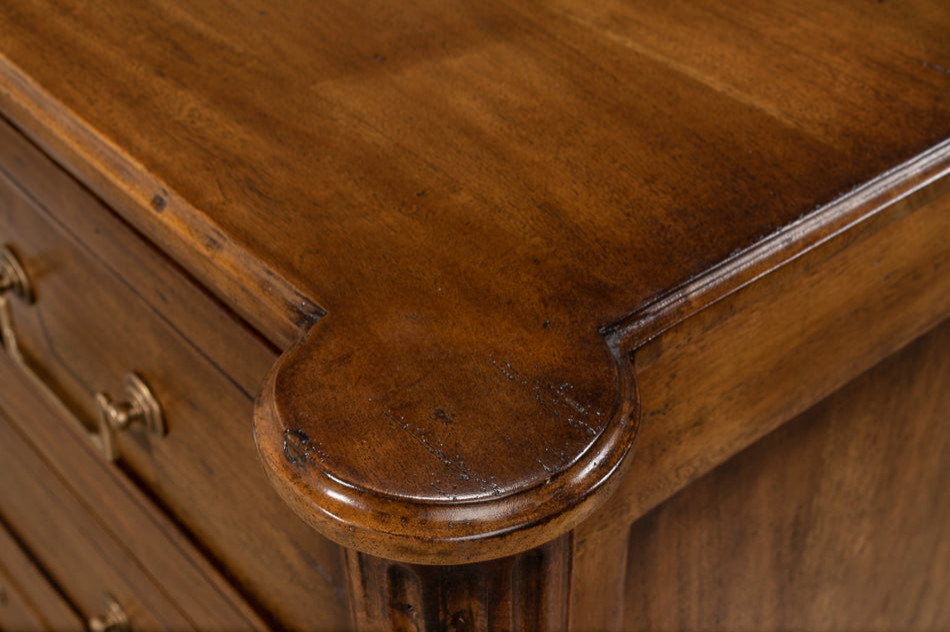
[0,119,348,629]
[0,520,83,632]
[0,385,263,630]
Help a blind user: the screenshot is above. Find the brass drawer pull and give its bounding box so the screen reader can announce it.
[0,244,165,462]
[88,594,131,632]
[95,374,166,462]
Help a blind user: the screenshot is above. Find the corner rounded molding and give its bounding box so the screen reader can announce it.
[253,317,639,565]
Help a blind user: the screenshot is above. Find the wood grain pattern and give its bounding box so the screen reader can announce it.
[570,165,950,630]
[0,128,349,629]
[0,0,948,561]
[0,402,266,631]
[257,144,950,564]
[1,0,948,346]
[0,520,83,631]
[0,115,277,396]
[621,317,950,631]
[578,157,950,546]
[347,535,570,632]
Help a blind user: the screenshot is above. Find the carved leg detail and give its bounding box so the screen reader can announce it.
[346,535,571,631]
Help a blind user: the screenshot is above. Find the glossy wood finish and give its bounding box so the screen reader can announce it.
[1,0,948,562]
[621,318,950,630]
[258,136,950,565]
[348,535,570,631]
[0,117,349,629]
[0,0,948,628]
[0,521,83,631]
[580,158,950,553]
[0,117,275,397]
[571,176,950,630]
[0,385,266,630]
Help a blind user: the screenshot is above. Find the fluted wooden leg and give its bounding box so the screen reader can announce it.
[345,535,571,631]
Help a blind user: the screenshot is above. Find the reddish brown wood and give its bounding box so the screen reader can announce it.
[0,0,947,562]
[621,318,950,630]
[347,536,570,632]
[0,0,947,628]
[571,172,950,630]
[0,121,350,629]
[0,116,277,395]
[0,521,83,631]
[578,159,950,560]
[0,403,266,630]
[1,0,948,349]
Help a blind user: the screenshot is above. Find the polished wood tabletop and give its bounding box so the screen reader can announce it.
[1,0,948,568]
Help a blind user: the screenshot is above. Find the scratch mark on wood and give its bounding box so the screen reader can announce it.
[383,410,502,496]
[920,59,950,77]
[488,354,603,437]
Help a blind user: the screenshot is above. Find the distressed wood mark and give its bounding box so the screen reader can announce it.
[347,534,571,631]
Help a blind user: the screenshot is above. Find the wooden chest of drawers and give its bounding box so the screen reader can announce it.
[0,1,948,630]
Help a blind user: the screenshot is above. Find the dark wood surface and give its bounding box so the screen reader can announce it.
[587,157,950,543]
[348,535,570,631]
[0,387,266,630]
[1,1,949,628]
[0,115,349,630]
[0,117,277,398]
[0,520,83,631]
[621,317,950,631]
[570,173,950,630]
[1,0,949,561]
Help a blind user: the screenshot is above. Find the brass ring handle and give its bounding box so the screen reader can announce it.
[0,244,165,463]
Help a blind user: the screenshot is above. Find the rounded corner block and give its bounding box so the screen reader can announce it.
[253,310,640,565]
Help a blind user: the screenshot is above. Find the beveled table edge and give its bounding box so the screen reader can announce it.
[608,138,950,353]
[253,337,640,565]
[0,52,320,350]
[254,141,950,563]
[3,44,949,565]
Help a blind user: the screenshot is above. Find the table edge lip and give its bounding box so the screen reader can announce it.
[4,47,950,563]
[254,142,950,563]
[4,48,949,357]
